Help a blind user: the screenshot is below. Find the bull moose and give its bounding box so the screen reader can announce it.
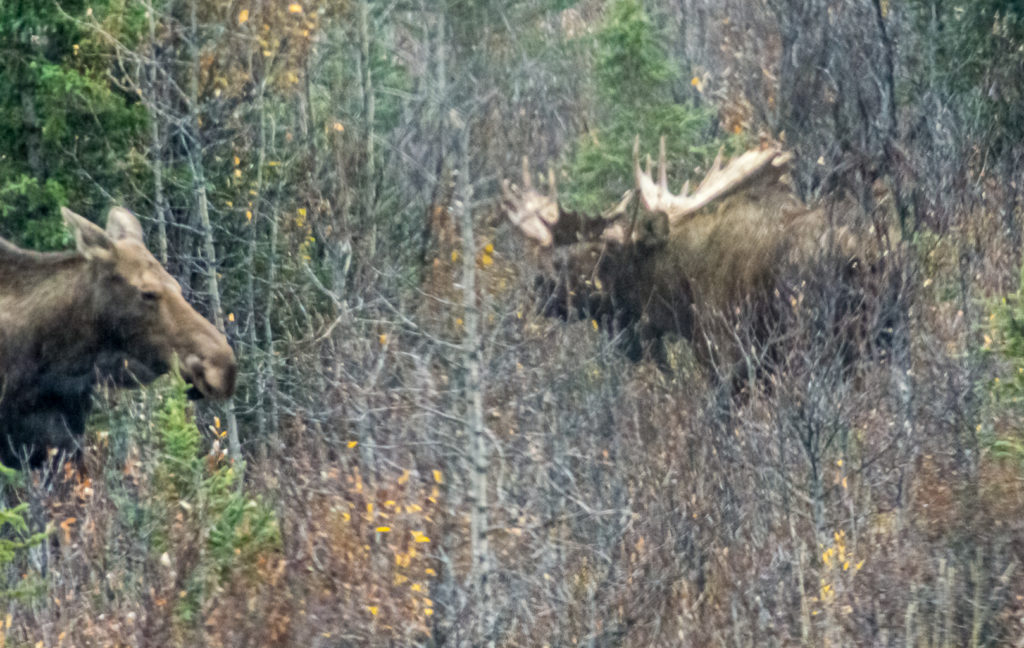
[503,137,896,385]
[0,207,237,466]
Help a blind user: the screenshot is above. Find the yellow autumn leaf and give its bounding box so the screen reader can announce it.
[347,440,358,448]
[238,9,249,24]
[228,312,235,323]
[424,608,434,616]
[376,526,391,533]
[378,333,388,346]
[245,210,253,222]
[484,242,494,254]
[433,469,443,484]
[367,606,378,616]
[332,122,344,132]
[288,3,303,13]
[480,253,493,267]
[397,469,410,485]
[450,250,459,262]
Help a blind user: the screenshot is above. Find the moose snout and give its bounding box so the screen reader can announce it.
[182,347,237,400]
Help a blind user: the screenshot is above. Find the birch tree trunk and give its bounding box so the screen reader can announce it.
[456,119,494,647]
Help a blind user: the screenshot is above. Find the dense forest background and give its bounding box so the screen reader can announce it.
[2,0,1024,645]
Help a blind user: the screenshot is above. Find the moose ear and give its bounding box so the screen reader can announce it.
[105,207,144,242]
[62,207,114,262]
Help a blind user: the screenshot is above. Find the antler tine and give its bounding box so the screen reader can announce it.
[633,137,790,224]
[658,136,668,193]
[697,146,725,193]
[548,167,557,202]
[521,156,532,190]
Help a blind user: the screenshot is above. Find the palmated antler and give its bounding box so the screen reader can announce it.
[501,157,560,247]
[502,158,627,247]
[634,136,793,225]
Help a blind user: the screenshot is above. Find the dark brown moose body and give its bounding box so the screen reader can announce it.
[504,138,892,381]
[0,207,236,466]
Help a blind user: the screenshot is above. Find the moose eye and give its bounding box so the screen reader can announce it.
[141,290,160,302]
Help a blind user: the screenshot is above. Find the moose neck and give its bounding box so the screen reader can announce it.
[0,240,104,385]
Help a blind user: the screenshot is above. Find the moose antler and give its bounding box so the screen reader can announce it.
[634,136,793,225]
[503,158,629,247]
[501,157,560,247]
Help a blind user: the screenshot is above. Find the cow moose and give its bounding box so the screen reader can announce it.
[0,207,237,467]
[503,137,896,386]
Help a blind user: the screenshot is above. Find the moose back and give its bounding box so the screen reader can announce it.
[0,207,236,466]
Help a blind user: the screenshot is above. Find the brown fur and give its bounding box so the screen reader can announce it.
[0,207,236,466]
[514,165,895,377]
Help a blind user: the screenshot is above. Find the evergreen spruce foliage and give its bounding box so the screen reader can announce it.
[562,0,733,214]
[150,375,280,626]
[0,0,146,249]
[0,465,47,603]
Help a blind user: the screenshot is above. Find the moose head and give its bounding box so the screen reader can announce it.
[58,206,237,399]
[0,206,236,465]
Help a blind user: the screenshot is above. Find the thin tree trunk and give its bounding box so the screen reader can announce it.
[188,0,241,462]
[354,0,377,473]
[146,3,168,264]
[20,89,43,179]
[359,0,377,258]
[246,76,268,444]
[457,122,493,647]
[261,152,280,442]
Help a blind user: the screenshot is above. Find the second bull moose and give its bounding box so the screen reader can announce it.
[0,207,236,467]
[503,137,898,385]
